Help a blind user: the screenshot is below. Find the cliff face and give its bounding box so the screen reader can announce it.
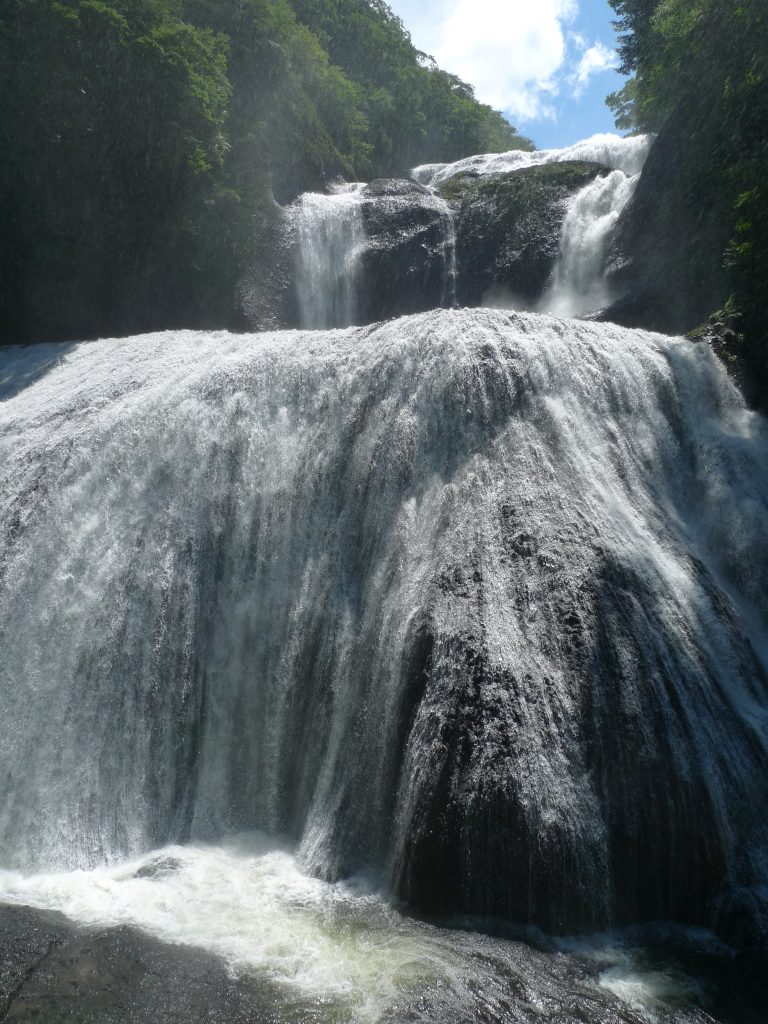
[603,112,734,334]
[442,162,608,309]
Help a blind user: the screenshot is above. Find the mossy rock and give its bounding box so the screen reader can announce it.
[440,161,608,307]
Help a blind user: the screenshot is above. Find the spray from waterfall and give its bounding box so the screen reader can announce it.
[538,169,640,316]
[293,183,366,329]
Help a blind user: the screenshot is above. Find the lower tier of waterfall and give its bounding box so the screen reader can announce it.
[1,308,768,1021]
[2,308,767,945]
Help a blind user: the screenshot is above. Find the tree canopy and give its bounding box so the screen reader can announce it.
[607,0,768,397]
[0,0,531,343]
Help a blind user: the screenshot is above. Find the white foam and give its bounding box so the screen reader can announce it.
[0,832,714,1023]
[412,133,652,186]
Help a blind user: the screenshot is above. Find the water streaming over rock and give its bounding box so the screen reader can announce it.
[538,168,641,316]
[2,310,767,948]
[412,133,651,187]
[415,133,652,318]
[436,190,458,307]
[292,181,457,330]
[293,184,367,329]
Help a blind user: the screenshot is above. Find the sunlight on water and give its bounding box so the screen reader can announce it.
[0,832,720,1023]
[1,308,768,1021]
[412,133,651,186]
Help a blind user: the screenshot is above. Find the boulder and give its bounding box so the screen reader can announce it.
[357,178,455,323]
[0,904,271,1023]
[440,161,608,308]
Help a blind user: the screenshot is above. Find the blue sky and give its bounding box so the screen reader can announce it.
[386,0,628,149]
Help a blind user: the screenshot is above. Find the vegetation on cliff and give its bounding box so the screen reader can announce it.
[0,0,531,344]
[607,0,768,402]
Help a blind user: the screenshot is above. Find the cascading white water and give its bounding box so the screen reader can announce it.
[538,168,639,316]
[293,183,366,329]
[414,133,652,318]
[2,308,768,1019]
[435,190,457,307]
[412,132,651,186]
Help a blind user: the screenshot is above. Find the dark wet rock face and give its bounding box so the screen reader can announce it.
[605,110,733,335]
[357,179,455,323]
[390,491,768,944]
[237,202,298,331]
[440,161,608,308]
[581,291,675,333]
[0,905,269,1023]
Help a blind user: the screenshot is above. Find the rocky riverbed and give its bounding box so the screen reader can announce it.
[0,905,272,1023]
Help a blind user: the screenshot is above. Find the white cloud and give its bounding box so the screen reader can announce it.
[571,41,617,96]
[388,0,620,127]
[389,0,578,122]
[568,30,588,50]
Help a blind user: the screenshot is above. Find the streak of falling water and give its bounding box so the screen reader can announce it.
[437,191,458,308]
[293,183,366,329]
[538,168,640,316]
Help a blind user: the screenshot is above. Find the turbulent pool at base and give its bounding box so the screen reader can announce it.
[0,832,738,1023]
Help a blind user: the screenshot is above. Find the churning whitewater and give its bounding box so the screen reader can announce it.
[1,307,768,1020]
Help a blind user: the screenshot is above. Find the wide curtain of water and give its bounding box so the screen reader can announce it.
[1,306,767,1021]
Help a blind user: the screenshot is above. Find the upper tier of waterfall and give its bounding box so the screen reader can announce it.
[293,183,367,330]
[412,133,652,187]
[1,308,767,943]
[413,133,652,320]
[283,133,654,334]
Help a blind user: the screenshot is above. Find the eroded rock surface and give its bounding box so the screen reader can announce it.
[0,905,269,1023]
[439,161,608,307]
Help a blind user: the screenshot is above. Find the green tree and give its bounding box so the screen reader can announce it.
[606,0,768,401]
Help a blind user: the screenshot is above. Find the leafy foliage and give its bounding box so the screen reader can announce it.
[0,0,530,342]
[289,0,531,173]
[607,0,768,401]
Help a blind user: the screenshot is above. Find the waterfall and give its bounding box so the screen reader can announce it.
[2,309,767,945]
[292,181,457,328]
[538,168,640,316]
[293,183,366,329]
[415,134,652,318]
